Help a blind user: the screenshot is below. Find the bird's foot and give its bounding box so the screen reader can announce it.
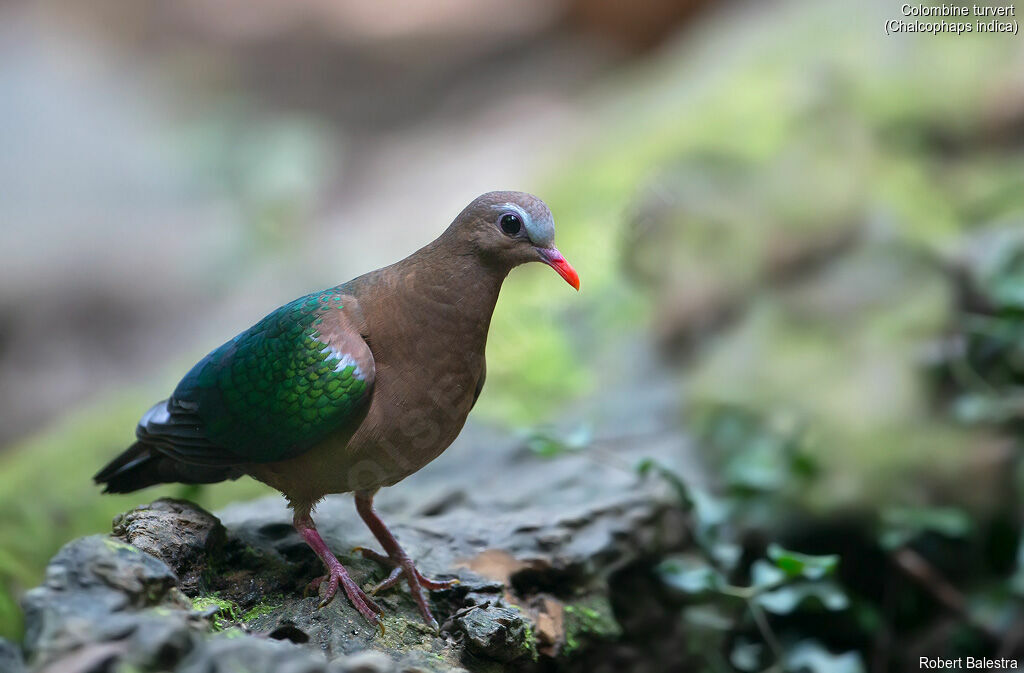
[353,547,460,591]
[353,546,458,630]
[294,510,384,631]
[309,557,383,629]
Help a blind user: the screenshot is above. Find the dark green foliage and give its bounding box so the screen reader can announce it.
[930,228,1024,429]
[640,415,1024,673]
[690,403,819,502]
[643,458,857,673]
[878,506,971,551]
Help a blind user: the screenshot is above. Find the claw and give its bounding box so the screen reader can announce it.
[416,573,460,592]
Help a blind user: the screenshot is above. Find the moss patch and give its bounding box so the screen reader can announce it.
[562,595,622,657]
[102,538,139,554]
[377,614,437,650]
[192,594,241,631]
[241,597,281,623]
[521,620,539,662]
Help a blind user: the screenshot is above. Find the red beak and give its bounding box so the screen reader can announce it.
[537,247,580,291]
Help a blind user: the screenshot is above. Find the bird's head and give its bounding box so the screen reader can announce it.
[449,191,580,291]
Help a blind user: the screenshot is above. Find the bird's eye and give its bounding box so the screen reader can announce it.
[500,213,522,236]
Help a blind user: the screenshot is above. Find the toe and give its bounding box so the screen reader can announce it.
[353,547,394,566]
[341,576,383,624]
[416,574,459,591]
[316,575,341,609]
[370,566,404,595]
[305,575,325,596]
[410,588,439,629]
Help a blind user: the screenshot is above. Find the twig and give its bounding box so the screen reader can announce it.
[748,600,784,668]
[892,547,1001,642]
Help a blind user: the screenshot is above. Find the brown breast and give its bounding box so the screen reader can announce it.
[336,242,504,491]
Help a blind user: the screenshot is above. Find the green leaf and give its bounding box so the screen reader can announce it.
[682,604,736,631]
[658,556,725,595]
[750,559,787,589]
[525,435,567,458]
[730,639,764,672]
[879,506,971,550]
[524,423,592,457]
[636,458,695,511]
[711,542,743,573]
[785,640,865,673]
[635,460,734,556]
[981,241,1024,309]
[723,436,790,492]
[767,544,839,579]
[951,394,1014,425]
[690,402,819,499]
[756,581,849,614]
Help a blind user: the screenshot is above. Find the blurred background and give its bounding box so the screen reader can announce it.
[3,0,1024,670]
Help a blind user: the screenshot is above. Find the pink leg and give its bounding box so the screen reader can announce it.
[293,509,382,627]
[353,490,458,630]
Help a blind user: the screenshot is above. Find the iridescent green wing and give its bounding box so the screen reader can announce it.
[167,288,374,463]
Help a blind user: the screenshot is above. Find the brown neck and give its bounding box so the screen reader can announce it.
[413,226,510,317]
[358,231,509,368]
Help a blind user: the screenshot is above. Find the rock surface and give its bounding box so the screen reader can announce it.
[0,637,25,673]
[111,498,228,595]
[18,355,695,672]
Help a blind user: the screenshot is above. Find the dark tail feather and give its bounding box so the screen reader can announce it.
[94,441,240,494]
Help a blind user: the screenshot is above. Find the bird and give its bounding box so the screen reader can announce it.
[94,191,579,630]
